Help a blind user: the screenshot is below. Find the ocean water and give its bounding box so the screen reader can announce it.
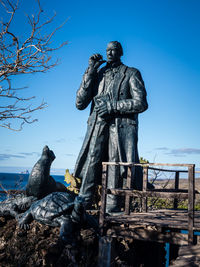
[0,172,66,200]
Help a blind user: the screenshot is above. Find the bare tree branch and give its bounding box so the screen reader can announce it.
[0,0,68,130]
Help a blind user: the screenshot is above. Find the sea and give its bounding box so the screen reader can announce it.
[0,172,66,201]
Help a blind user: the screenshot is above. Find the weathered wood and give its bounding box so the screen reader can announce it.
[148,166,188,173]
[103,209,200,232]
[149,188,198,193]
[170,245,200,266]
[150,188,192,193]
[125,166,132,215]
[102,162,194,167]
[105,216,189,230]
[99,162,197,248]
[107,188,189,199]
[106,227,189,245]
[174,171,180,209]
[178,245,200,256]
[98,236,115,267]
[142,166,148,212]
[99,164,108,232]
[102,161,141,167]
[188,165,195,245]
[170,256,200,266]
[147,163,194,167]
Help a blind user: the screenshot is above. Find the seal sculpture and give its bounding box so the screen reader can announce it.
[26,145,67,199]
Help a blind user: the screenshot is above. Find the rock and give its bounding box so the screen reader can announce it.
[0,217,166,266]
[0,218,98,267]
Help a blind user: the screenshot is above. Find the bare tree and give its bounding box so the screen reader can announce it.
[0,0,67,131]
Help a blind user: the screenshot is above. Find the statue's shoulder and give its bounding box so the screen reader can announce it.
[124,65,140,75]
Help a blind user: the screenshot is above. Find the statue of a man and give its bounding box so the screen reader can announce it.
[74,41,148,212]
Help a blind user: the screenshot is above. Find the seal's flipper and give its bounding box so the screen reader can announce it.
[18,211,33,230]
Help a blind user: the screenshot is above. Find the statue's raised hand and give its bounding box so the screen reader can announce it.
[88,54,106,70]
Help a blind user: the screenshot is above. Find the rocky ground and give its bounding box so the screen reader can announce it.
[0,216,167,267]
[0,216,98,267]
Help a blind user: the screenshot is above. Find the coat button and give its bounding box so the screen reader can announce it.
[120,92,124,95]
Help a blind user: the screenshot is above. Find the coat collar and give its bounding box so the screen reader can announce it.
[112,64,127,100]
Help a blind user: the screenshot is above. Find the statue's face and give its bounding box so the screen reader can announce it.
[106,42,121,62]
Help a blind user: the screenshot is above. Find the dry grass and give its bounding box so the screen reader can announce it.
[147,177,200,210]
[153,178,200,191]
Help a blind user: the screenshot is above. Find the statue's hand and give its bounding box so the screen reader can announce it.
[95,101,108,117]
[88,54,106,71]
[95,99,116,117]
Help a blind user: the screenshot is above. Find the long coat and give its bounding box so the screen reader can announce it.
[74,63,148,201]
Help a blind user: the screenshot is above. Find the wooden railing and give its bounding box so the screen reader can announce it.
[99,162,196,245]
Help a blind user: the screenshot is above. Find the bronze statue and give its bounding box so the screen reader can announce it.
[74,41,148,212]
[18,192,99,244]
[26,146,67,199]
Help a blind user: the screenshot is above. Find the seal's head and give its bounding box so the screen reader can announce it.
[42,145,56,161]
[106,41,123,63]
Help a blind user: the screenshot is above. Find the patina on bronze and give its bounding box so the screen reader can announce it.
[26,146,67,199]
[74,41,148,211]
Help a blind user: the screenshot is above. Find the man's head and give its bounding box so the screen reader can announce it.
[106,41,123,63]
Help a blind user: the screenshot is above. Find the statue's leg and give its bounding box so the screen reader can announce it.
[117,123,143,191]
[106,123,123,212]
[78,122,109,209]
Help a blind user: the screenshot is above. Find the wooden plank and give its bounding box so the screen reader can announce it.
[148,209,188,214]
[99,161,198,248]
[150,189,199,193]
[188,165,195,245]
[125,166,132,215]
[106,228,188,245]
[102,162,138,167]
[107,189,189,199]
[150,188,189,193]
[98,236,115,267]
[174,171,180,209]
[148,167,188,173]
[105,216,189,229]
[170,256,200,266]
[103,208,200,231]
[109,221,187,230]
[102,162,194,167]
[178,245,200,256]
[142,166,148,212]
[99,164,108,232]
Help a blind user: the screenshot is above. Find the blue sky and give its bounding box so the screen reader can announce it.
[0,0,200,174]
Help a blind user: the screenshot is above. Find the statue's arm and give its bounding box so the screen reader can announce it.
[76,54,105,110]
[76,68,97,110]
[116,70,148,114]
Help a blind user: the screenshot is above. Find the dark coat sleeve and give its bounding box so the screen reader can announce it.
[76,68,97,110]
[116,69,148,114]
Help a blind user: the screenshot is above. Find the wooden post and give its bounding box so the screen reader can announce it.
[173,171,180,209]
[99,164,108,234]
[125,166,132,215]
[98,236,115,267]
[142,166,148,212]
[188,165,195,245]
